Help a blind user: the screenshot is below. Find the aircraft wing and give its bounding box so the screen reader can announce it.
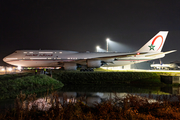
[54,52,148,65]
[95,52,148,59]
[73,50,176,64]
[51,50,176,66]
[72,52,149,64]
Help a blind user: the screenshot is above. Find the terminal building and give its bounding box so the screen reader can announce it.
[150,61,180,70]
[101,61,152,70]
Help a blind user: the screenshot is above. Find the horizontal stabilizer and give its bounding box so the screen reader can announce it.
[145,50,176,57]
[163,50,177,54]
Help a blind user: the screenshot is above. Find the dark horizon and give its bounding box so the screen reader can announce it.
[1,0,180,66]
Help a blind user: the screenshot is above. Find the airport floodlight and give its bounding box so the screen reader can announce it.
[8,68,12,71]
[96,46,100,49]
[106,38,110,52]
[96,46,100,52]
[106,38,110,42]
[18,66,21,70]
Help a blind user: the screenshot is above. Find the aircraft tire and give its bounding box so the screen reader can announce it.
[89,68,94,71]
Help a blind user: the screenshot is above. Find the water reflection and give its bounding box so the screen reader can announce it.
[21,91,179,111]
[1,85,180,111]
[161,86,180,95]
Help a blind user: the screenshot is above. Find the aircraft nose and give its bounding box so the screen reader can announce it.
[3,56,7,63]
[3,54,11,63]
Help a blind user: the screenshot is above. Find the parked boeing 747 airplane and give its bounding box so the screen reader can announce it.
[3,31,176,71]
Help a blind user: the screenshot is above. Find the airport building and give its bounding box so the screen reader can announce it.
[101,61,151,70]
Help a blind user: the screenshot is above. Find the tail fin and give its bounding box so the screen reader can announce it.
[137,31,168,52]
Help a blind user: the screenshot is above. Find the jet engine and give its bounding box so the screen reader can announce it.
[101,58,114,63]
[87,60,101,68]
[63,63,77,70]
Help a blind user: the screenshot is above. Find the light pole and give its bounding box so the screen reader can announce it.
[106,38,110,52]
[96,46,100,52]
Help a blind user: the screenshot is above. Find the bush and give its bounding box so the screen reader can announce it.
[0,75,64,99]
[53,72,160,85]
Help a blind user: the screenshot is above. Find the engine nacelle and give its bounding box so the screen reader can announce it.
[101,58,114,63]
[63,63,77,70]
[87,60,101,68]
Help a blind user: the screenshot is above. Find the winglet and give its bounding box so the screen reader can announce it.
[137,31,168,52]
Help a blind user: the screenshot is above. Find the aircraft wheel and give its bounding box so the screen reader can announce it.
[89,68,94,71]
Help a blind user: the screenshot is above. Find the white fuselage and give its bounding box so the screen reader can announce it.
[3,50,165,67]
[3,31,175,69]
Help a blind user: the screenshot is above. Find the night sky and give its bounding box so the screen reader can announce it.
[1,0,180,65]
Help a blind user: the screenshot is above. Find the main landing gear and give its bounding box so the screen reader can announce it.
[80,68,94,72]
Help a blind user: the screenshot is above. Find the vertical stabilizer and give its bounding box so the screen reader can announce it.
[137,31,168,52]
